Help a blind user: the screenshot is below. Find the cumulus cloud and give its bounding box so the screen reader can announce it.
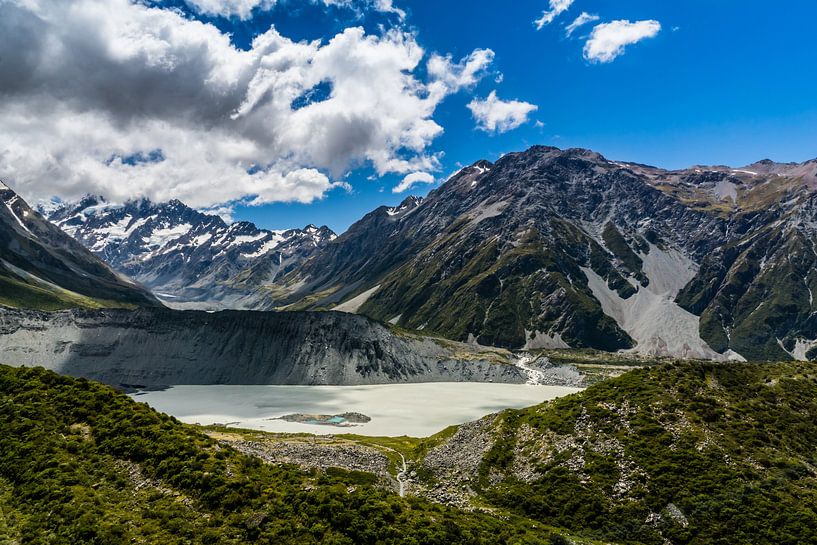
[565,12,600,37]
[393,171,434,193]
[185,0,404,21]
[0,0,492,211]
[534,0,574,30]
[583,19,661,63]
[184,0,275,19]
[426,49,495,98]
[467,91,538,133]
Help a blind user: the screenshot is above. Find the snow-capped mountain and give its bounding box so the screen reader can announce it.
[44,196,335,308]
[262,146,817,362]
[0,182,158,309]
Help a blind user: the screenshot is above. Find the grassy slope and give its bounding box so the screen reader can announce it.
[360,223,632,351]
[0,364,578,545]
[0,274,138,311]
[467,361,817,545]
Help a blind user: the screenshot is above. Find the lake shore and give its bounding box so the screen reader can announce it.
[131,382,584,437]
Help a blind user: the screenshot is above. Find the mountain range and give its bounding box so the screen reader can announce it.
[0,181,157,310]
[249,146,817,362]
[43,196,335,309]
[33,146,817,361]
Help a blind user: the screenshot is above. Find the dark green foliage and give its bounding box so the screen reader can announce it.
[589,243,636,299]
[0,365,558,544]
[473,362,817,545]
[601,222,648,285]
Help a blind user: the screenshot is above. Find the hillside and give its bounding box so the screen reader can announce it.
[0,182,159,310]
[418,361,817,545]
[0,364,573,545]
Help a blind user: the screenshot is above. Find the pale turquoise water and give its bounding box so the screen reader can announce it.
[131,383,583,437]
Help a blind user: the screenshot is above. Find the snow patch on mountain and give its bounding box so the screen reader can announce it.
[387,196,423,218]
[3,196,35,237]
[43,195,335,307]
[241,234,287,258]
[144,223,192,250]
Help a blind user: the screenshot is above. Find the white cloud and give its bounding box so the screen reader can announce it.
[393,171,434,193]
[0,0,492,211]
[185,0,404,21]
[565,12,600,37]
[184,0,275,19]
[426,49,495,97]
[583,19,661,63]
[373,0,405,19]
[534,0,574,30]
[467,91,538,133]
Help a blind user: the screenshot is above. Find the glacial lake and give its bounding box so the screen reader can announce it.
[131,383,583,437]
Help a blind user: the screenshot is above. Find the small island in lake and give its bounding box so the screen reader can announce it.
[271,412,372,427]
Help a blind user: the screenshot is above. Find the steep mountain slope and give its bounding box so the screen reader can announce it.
[270,148,729,358]
[0,364,572,545]
[39,147,817,361]
[0,181,158,310]
[0,306,534,387]
[662,166,817,361]
[418,361,817,545]
[45,196,335,308]
[268,147,817,361]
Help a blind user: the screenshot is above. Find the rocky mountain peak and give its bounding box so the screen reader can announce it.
[0,182,158,308]
[385,195,423,217]
[43,195,336,308]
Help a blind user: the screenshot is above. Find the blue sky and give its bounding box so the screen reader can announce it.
[225,0,817,232]
[2,0,816,234]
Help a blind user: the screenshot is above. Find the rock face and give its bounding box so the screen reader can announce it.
[269,148,732,355]
[262,147,817,361]
[0,307,527,387]
[0,181,158,309]
[43,195,335,309]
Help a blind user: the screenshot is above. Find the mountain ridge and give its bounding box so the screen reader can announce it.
[43,195,336,309]
[278,146,817,361]
[0,181,159,310]
[38,146,817,361]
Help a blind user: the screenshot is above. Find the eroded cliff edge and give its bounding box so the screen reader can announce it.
[0,307,530,387]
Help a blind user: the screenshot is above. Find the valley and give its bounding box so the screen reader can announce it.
[31,146,817,363]
[1,147,817,545]
[2,2,815,543]
[3,359,816,545]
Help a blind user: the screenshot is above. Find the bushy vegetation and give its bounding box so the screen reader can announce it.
[0,365,561,545]
[473,362,817,545]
